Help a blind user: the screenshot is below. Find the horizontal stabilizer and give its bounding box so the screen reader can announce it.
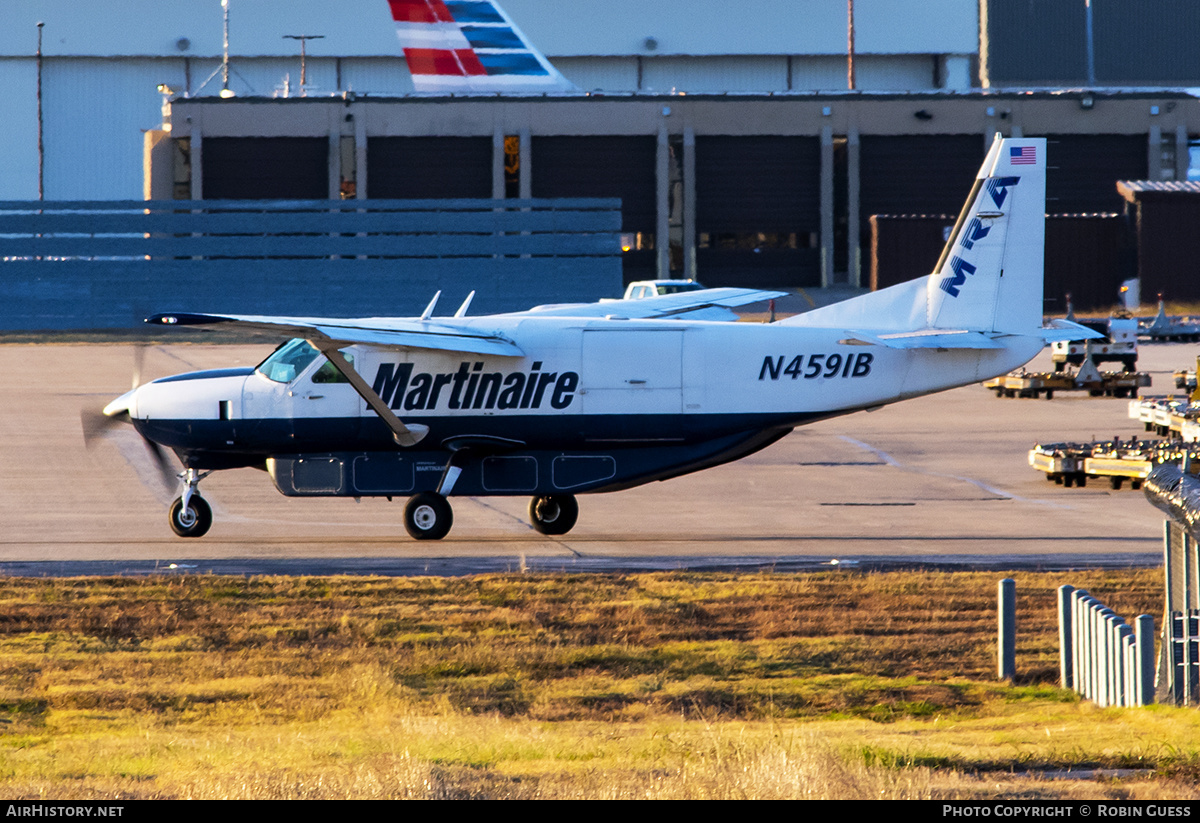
[850,328,1005,350]
[1038,318,1106,343]
[145,312,524,357]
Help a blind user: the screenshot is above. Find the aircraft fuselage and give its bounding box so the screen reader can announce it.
[124,316,1041,499]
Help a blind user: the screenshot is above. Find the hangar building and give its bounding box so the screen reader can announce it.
[6,1,1200,307]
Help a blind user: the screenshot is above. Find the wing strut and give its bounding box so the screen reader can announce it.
[313,341,429,448]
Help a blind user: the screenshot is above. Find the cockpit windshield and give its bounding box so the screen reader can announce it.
[256,339,321,383]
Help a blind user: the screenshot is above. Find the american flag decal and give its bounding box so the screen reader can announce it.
[1010,146,1037,165]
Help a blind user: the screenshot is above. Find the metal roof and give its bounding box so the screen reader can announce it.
[1118,180,1200,197]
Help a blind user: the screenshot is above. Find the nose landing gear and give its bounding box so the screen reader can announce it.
[168,468,213,538]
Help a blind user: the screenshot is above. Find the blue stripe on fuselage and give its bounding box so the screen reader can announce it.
[133,410,844,472]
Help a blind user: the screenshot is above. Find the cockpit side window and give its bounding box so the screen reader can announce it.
[312,352,354,384]
[256,339,321,383]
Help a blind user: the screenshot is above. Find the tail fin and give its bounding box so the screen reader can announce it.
[926,136,1046,334]
[388,0,577,93]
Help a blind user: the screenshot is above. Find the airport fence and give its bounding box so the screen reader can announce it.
[1143,462,1200,705]
[1057,584,1155,707]
[0,198,622,329]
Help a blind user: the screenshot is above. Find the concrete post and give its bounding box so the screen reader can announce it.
[1116,622,1133,706]
[1096,608,1115,706]
[819,126,834,288]
[847,127,860,288]
[1136,613,1155,706]
[354,111,367,200]
[998,578,1016,681]
[518,127,531,199]
[683,126,696,280]
[656,124,670,278]
[1148,125,1163,183]
[1058,584,1075,689]
[1071,589,1089,696]
[492,128,505,200]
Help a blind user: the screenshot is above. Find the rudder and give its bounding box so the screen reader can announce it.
[926,136,1046,334]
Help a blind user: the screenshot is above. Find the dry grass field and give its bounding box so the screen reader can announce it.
[2,569,1198,800]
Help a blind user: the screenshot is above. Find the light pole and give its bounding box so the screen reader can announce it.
[283,35,324,96]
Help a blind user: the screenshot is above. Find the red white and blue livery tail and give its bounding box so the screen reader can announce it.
[388,0,576,93]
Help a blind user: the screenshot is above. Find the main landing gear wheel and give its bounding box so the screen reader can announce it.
[404,492,453,540]
[528,494,579,536]
[169,495,212,538]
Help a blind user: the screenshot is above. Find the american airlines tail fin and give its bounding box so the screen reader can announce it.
[786,135,1070,346]
[388,0,577,93]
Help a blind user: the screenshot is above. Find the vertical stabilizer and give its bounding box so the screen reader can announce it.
[388,0,577,93]
[926,136,1046,333]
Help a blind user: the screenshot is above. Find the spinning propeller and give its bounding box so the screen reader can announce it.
[80,344,179,500]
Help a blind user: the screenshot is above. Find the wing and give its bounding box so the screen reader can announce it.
[517,287,787,320]
[145,312,524,357]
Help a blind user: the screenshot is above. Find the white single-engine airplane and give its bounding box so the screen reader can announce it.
[89,137,1096,541]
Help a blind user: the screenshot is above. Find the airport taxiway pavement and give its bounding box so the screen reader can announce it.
[0,339,1182,570]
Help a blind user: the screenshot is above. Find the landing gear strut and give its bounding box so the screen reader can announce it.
[169,468,213,537]
[528,494,579,536]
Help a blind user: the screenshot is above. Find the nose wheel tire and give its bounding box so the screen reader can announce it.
[404,492,453,540]
[169,495,212,538]
[528,494,578,536]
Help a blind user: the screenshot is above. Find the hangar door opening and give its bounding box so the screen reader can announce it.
[531,136,657,284]
[367,137,493,199]
[694,136,821,289]
[202,138,329,199]
[858,135,986,280]
[1044,134,1147,213]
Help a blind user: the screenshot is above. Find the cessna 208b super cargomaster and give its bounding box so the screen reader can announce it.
[94,137,1096,541]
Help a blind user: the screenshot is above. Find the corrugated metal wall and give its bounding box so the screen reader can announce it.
[1095,2,1200,84]
[981,0,1086,85]
[1043,214,1129,312]
[42,58,186,200]
[641,56,788,93]
[338,57,415,95]
[0,59,39,199]
[1133,194,1200,303]
[553,57,639,92]
[553,54,940,94]
[982,0,1200,86]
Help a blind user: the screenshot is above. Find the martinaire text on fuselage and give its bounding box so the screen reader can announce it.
[373,361,579,412]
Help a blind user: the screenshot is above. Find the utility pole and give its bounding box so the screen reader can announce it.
[283,35,324,96]
[847,0,856,90]
[36,21,44,200]
[220,0,232,97]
